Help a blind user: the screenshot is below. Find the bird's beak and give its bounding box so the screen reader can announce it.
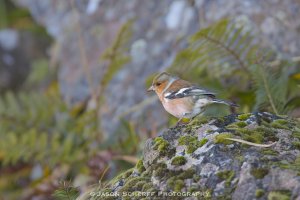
[147,85,154,92]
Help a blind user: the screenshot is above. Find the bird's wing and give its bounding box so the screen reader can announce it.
[164,86,216,99]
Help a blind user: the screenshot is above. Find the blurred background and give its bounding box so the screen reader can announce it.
[0,0,299,199]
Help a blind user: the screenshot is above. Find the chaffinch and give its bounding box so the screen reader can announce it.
[148,72,237,122]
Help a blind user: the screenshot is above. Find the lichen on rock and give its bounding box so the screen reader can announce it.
[89,112,300,200]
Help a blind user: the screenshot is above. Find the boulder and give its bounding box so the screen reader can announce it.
[88,112,300,200]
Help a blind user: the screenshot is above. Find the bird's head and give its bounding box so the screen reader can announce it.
[147,72,177,94]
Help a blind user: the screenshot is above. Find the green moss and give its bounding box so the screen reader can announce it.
[237,121,248,127]
[237,113,252,121]
[178,135,196,145]
[190,117,209,125]
[136,159,145,173]
[177,168,196,179]
[171,156,187,166]
[188,186,200,193]
[271,119,289,130]
[193,174,201,182]
[110,168,134,185]
[276,156,300,174]
[199,138,209,146]
[178,135,208,154]
[119,177,150,193]
[174,180,184,192]
[267,190,291,200]
[261,149,278,156]
[167,177,185,192]
[214,133,234,145]
[250,168,269,179]
[141,183,152,191]
[292,141,300,150]
[154,137,169,152]
[255,189,265,198]
[216,170,235,187]
[234,126,277,144]
[292,131,300,140]
[167,176,176,188]
[152,162,168,177]
[134,181,147,191]
[243,132,264,144]
[153,137,175,157]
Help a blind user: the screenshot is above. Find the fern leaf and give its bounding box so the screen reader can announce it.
[251,60,289,115]
[52,181,80,200]
[100,20,133,89]
[171,18,257,77]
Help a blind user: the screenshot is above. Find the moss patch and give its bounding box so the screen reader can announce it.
[261,149,278,156]
[152,162,168,177]
[271,119,289,130]
[174,180,184,192]
[178,135,208,154]
[255,189,265,198]
[216,170,235,187]
[226,121,248,129]
[292,131,300,140]
[237,113,252,121]
[250,168,269,179]
[292,141,300,150]
[267,190,291,200]
[136,159,146,173]
[214,133,234,145]
[118,177,150,193]
[171,156,187,166]
[233,125,278,145]
[153,137,175,157]
[110,168,134,185]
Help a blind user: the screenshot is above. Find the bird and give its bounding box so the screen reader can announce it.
[147,72,238,123]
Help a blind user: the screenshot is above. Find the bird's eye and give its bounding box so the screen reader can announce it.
[156,82,161,86]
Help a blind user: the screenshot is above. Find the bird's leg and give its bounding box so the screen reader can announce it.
[175,113,189,127]
[189,109,206,124]
[176,117,183,125]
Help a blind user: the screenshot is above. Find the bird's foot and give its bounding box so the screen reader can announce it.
[174,118,189,128]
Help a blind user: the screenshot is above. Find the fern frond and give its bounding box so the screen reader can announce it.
[52,181,80,200]
[251,60,289,115]
[100,20,133,89]
[171,19,257,77]
[0,91,97,167]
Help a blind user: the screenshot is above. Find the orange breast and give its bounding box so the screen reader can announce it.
[161,97,194,118]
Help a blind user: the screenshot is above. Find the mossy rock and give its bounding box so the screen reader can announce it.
[267,190,291,200]
[171,156,187,166]
[250,168,269,179]
[87,112,300,200]
[255,189,265,198]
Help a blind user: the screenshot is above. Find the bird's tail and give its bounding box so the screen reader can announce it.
[212,99,239,107]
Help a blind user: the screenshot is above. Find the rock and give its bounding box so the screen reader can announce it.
[89,112,300,199]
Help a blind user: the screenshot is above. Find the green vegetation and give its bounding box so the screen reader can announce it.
[214,133,234,145]
[178,135,208,153]
[267,190,291,200]
[237,113,252,121]
[216,170,235,187]
[250,168,269,179]
[255,189,265,198]
[169,19,299,117]
[171,156,187,166]
[153,137,175,157]
[136,159,146,173]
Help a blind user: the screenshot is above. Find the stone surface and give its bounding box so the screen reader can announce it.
[88,112,300,199]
